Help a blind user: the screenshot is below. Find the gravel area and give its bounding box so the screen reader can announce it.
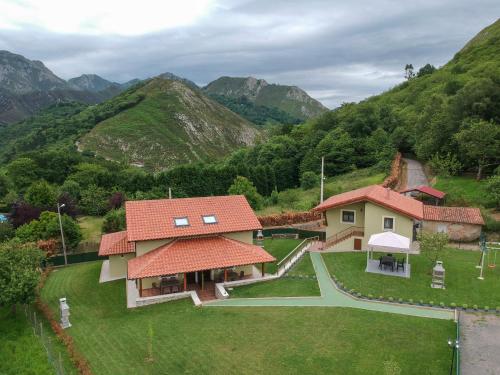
[460,313,500,375]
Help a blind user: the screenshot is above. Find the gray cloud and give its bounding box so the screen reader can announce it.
[0,0,498,108]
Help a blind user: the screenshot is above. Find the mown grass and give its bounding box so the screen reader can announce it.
[41,261,455,375]
[257,167,385,215]
[229,253,320,298]
[77,215,104,243]
[323,248,500,308]
[0,307,55,375]
[261,238,302,274]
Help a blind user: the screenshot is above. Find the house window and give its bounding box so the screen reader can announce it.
[383,217,395,231]
[341,210,356,224]
[174,217,189,227]
[202,215,217,224]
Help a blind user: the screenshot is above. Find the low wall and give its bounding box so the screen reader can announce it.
[422,221,482,242]
[136,291,201,307]
[382,152,402,189]
[258,211,322,227]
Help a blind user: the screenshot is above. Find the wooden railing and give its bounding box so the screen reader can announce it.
[276,236,319,275]
[323,226,364,250]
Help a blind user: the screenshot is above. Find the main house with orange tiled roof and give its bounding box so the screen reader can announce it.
[98,195,275,306]
[313,184,484,251]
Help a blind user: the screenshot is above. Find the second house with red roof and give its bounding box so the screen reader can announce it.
[98,195,275,307]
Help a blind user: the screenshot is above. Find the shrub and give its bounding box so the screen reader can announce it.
[484,306,489,311]
[300,171,319,190]
[368,294,373,299]
[473,304,478,310]
[428,152,462,177]
[102,208,126,233]
[429,301,434,306]
[398,298,403,303]
[0,222,15,242]
[450,302,457,308]
[496,307,500,313]
[462,304,468,310]
[408,298,414,304]
[440,302,445,308]
[388,297,394,302]
[379,295,384,300]
[419,300,424,305]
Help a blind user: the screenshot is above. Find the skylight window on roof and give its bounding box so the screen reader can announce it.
[202,215,217,224]
[174,217,189,227]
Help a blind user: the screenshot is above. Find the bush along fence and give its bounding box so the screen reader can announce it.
[35,267,94,375]
[258,211,322,227]
[46,251,100,267]
[382,152,402,189]
[253,227,326,241]
[330,273,500,315]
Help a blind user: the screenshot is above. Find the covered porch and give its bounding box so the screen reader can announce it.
[127,236,276,307]
[365,232,411,278]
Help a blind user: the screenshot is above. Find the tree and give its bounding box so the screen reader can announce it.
[0,174,9,199]
[455,119,500,179]
[228,176,262,210]
[417,64,436,77]
[6,158,39,192]
[404,64,415,80]
[485,175,500,209]
[300,171,319,190]
[108,191,125,210]
[418,232,448,265]
[60,179,81,200]
[79,185,109,216]
[15,211,82,250]
[9,202,41,228]
[428,152,462,177]
[0,240,45,313]
[102,208,126,233]
[25,180,57,208]
[0,222,15,242]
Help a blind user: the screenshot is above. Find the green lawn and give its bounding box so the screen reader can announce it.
[230,253,320,298]
[257,167,385,215]
[77,215,104,243]
[261,238,302,274]
[323,249,500,308]
[0,307,54,375]
[433,175,490,207]
[41,261,455,375]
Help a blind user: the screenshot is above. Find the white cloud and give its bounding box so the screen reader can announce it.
[0,0,215,36]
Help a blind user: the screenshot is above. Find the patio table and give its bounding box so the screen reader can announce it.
[380,256,396,271]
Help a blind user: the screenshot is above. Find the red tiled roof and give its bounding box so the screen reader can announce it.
[314,185,424,220]
[127,236,275,279]
[423,206,484,225]
[98,231,135,256]
[126,195,262,242]
[400,185,446,199]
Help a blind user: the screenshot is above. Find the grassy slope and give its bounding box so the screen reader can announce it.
[261,238,302,274]
[78,216,104,243]
[81,78,260,171]
[323,249,500,308]
[230,252,320,298]
[433,175,490,207]
[0,307,54,375]
[41,261,454,375]
[258,167,385,215]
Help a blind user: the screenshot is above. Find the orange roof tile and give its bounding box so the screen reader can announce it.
[98,231,135,256]
[127,236,275,279]
[125,195,262,242]
[423,205,484,225]
[314,185,424,220]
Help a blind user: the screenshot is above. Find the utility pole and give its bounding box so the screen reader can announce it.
[57,203,68,266]
[320,156,325,203]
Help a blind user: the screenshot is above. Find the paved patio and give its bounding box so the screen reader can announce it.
[365,259,411,278]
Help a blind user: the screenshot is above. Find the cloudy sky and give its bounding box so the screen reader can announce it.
[0,0,499,108]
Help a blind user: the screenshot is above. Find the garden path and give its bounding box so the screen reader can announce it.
[207,252,454,320]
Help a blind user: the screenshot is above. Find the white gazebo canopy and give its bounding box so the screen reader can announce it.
[366,232,411,278]
[367,232,410,253]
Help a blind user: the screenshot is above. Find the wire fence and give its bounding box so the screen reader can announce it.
[24,304,71,375]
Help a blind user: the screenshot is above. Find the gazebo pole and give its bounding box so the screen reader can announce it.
[366,247,370,268]
[406,252,409,277]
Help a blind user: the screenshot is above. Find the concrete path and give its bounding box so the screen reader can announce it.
[403,158,429,189]
[207,253,454,320]
[460,313,500,374]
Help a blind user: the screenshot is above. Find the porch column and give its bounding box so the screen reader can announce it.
[261,263,265,277]
[183,273,187,291]
[224,269,228,282]
[139,279,143,297]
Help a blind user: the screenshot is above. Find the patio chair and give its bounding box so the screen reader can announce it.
[378,256,383,269]
[397,258,405,272]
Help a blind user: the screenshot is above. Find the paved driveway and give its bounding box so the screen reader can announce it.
[460,313,500,374]
[404,158,429,189]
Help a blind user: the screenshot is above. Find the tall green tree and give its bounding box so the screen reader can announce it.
[455,119,500,179]
[0,240,45,313]
[6,158,38,192]
[25,180,57,208]
[228,176,262,210]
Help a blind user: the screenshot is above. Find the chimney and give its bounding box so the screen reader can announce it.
[385,187,391,199]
